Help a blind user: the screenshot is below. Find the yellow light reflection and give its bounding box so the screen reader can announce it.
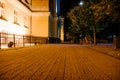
[0,19,26,35]
[1,45,8,48]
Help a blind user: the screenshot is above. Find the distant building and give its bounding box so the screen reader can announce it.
[0,0,64,48]
[49,0,64,43]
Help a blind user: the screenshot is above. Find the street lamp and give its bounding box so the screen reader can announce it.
[79,1,84,6]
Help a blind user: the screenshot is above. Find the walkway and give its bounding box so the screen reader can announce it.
[0,44,120,80]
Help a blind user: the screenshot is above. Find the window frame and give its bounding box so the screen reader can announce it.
[14,10,19,25]
[0,1,6,20]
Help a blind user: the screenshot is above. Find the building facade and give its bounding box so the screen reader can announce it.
[0,0,64,48]
[49,0,64,43]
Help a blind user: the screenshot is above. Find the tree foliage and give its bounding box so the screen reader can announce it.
[66,0,120,44]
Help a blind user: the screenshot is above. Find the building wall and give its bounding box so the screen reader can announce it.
[49,0,59,41]
[0,0,31,35]
[60,18,64,42]
[0,0,63,45]
[32,12,50,37]
[30,0,50,38]
[32,0,49,11]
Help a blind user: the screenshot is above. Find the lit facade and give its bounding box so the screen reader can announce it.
[0,0,64,48]
[19,0,50,37]
[0,0,31,35]
[0,0,31,48]
[49,0,64,43]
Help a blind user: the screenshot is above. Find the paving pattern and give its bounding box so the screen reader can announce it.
[0,44,120,80]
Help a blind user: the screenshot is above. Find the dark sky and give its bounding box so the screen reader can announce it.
[60,0,80,36]
[60,0,80,17]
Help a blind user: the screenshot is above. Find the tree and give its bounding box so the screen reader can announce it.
[67,0,120,45]
[67,6,92,41]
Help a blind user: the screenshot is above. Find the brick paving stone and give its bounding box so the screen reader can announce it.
[0,44,120,80]
[87,44,120,59]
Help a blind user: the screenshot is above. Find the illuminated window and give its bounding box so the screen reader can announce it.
[14,10,19,25]
[0,1,6,20]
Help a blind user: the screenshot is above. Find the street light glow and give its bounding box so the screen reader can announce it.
[79,1,84,6]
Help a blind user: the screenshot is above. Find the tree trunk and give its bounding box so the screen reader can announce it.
[93,26,97,45]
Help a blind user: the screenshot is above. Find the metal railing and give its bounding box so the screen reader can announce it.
[0,32,48,49]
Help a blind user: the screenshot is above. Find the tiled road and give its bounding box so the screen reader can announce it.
[0,44,120,80]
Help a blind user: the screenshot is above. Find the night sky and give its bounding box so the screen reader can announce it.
[60,0,80,17]
[60,0,80,39]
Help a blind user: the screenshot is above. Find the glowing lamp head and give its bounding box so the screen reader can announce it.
[79,1,84,6]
